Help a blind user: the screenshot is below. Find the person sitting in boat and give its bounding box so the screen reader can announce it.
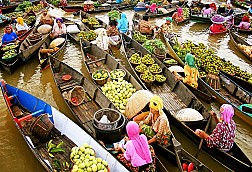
[107,20,121,44]
[175,53,199,88]
[15,17,29,36]
[248,4,252,16]
[201,4,213,17]
[40,0,48,7]
[59,0,68,7]
[40,10,54,25]
[172,7,184,23]
[138,95,172,146]
[217,3,226,15]
[2,25,18,44]
[210,15,227,34]
[161,17,174,39]
[209,2,217,12]
[195,104,236,152]
[115,121,156,172]
[139,15,156,35]
[236,15,250,30]
[146,3,158,14]
[51,18,66,39]
[0,9,10,23]
[117,13,129,33]
[224,4,234,21]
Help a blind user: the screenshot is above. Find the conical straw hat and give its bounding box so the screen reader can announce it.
[125,90,154,119]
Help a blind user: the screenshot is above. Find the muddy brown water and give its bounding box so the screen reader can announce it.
[0,8,251,172]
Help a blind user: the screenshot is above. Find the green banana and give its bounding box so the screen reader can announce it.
[56,141,64,148]
[50,147,65,153]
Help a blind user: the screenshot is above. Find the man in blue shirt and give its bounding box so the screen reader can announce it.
[2,25,18,44]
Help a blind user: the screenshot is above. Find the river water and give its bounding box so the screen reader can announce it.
[0,5,252,172]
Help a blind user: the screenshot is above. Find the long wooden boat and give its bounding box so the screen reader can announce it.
[229,29,252,61]
[80,10,107,30]
[237,28,252,34]
[19,24,50,62]
[164,34,252,125]
[144,6,177,18]
[38,35,67,70]
[132,12,215,103]
[0,80,128,172]
[0,2,19,14]
[49,56,211,172]
[233,0,250,10]
[120,33,252,171]
[0,15,36,74]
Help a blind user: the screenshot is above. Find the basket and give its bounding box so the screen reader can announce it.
[154,48,167,60]
[163,58,178,67]
[29,33,42,44]
[140,74,155,88]
[93,108,122,130]
[1,43,18,52]
[30,114,54,139]
[110,69,126,81]
[154,75,166,86]
[63,86,86,106]
[2,54,17,64]
[92,69,109,86]
[205,73,220,91]
[135,64,148,75]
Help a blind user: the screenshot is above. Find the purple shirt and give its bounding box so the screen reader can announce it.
[202,8,212,15]
[124,138,151,167]
[238,21,250,30]
[205,120,236,151]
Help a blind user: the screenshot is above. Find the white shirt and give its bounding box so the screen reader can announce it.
[16,23,29,31]
[52,23,66,35]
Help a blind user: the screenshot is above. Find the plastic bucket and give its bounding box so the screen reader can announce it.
[93,114,126,144]
[30,114,54,139]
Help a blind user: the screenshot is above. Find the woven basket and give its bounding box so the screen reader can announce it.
[63,86,86,106]
[205,73,220,90]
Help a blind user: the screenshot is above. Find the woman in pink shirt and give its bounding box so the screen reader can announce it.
[116,121,156,171]
[202,4,212,16]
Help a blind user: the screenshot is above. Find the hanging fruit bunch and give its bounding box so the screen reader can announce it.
[108,10,120,21]
[133,31,147,43]
[183,8,190,19]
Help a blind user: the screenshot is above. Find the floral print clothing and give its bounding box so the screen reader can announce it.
[205,120,236,151]
[139,20,152,35]
[107,26,119,37]
[140,111,172,144]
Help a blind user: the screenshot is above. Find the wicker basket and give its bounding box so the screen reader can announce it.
[92,69,109,86]
[140,74,155,88]
[63,86,86,106]
[206,73,220,91]
[154,48,166,60]
[93,108,121,130]
[110,69,126,81]
[163,58,178,67]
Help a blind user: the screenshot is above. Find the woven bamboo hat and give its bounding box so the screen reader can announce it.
[125,90,154,119]
[211,15,226,24]
[175,108,203,122]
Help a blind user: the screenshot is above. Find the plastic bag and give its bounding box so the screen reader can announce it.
[99,115,110,123]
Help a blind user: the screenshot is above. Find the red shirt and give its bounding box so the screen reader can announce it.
[210,23,227,33]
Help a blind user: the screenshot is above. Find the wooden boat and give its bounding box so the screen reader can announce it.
[0,15,36,74]
[38,35,67,70]
[0,18,10,26]
[120,33,252,171]
[229,29,252,61]
[49,56,211,172]
[0,80,128,172]
[190,13,212,23]
[19,24,50,61]
[144,6,177,18]
[209,24,233,35]
[164,36,252,127]
[80,10,107,30]
[134,6,146,12]
[237,28,252,34]
[0,2,19,14]
[233,0,250,10]
[131,12,215,103]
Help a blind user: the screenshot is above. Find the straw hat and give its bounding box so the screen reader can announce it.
[211,15,226,24]
[125,90,154,119]
[175,108,203,122]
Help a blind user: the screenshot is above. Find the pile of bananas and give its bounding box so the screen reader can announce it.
[46,140,65,158]
[129,53,141,64]
[78,30,97,41]
[2,49,17,60]
[2,44,18,51]
[142,54,155,65]
[133,31,147,43]
[25,16,36,25]
[25,4,43,13]
[5,12,23,18]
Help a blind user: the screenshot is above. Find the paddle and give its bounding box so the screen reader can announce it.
[195,115,212,158]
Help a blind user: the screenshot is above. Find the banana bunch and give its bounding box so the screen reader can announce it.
[183,8,190,19]
[25,4,43,13]
[78,30,97,41]
[87,17,99,25]
[46,140,65,158]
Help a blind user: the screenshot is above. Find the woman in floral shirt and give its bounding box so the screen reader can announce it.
[195,104,236,151]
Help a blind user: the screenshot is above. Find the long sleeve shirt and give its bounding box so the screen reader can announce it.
[2,32,18,44]
[16,23,29,31]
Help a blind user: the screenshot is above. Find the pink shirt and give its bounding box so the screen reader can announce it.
[238,21,250,30]
[124,138,151,167]
[202,8,212,15]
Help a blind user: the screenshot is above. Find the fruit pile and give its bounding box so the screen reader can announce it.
[238,44,252,58]
[135,63,148,73]
[133,31,147,43]
[101,78,136,114]
[129,53,141,65]
[70,143,109,172]
[25,16,36,25]
[82,17,100,26]
[25,4,43,13]
[78,30,97,41]
[183,8,190,19]
[5,11,23,18]
[2,49,17,60]
[142,54,155,65]
[92,70,108,80]
[1,44,18,51]
[149,64,162,74]
[110,69,126,80]
[155,74,166,82]
[143,39,166,54]
[173,40,252,81]
[182,162,195,172]
[163,58,177,65]
[140,71,155,82]
[15,1,32,12]
[108,10,120,20]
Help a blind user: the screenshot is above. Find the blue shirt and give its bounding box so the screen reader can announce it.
[2,32,18,44]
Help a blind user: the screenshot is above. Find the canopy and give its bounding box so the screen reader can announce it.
[125,90,154,119]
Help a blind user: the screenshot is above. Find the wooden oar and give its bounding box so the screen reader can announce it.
[195,115,212,158]
[171,137,183,172]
